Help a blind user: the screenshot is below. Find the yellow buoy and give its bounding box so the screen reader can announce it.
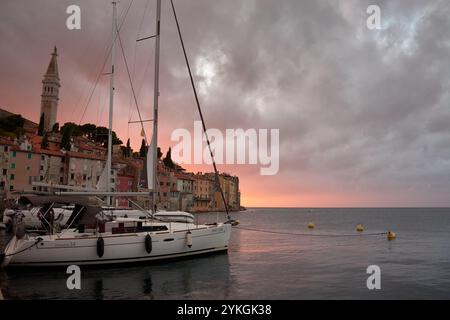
[308,222,315,229]
[356,224,364,232]
[387,231,396,241]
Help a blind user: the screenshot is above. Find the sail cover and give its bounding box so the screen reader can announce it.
[146,135,155,190]
[96,165,108,191]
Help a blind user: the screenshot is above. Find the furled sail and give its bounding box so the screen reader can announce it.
[96,166,108,191]
[147,135,155,190]
[138,136,155,190]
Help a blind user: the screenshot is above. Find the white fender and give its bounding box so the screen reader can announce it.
[186,231,192,248]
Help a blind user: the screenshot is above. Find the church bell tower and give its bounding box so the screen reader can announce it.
[40,46,60,132]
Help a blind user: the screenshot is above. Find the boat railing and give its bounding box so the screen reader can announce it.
[58,205,85,238]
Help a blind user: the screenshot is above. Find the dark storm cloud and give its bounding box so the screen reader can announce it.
[1,0,449,205]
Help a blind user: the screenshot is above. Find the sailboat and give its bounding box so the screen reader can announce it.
[0,0,234,268]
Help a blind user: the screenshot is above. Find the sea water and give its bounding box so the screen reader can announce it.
[1,208,449,299]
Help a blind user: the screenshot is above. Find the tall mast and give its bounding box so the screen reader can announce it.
[151,0,161,212]
[107,1,117,205]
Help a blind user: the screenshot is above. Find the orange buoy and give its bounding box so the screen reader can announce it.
[356,224,364,232]
[307,222,315,229]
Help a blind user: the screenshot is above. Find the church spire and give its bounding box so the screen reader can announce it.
[45,46,59,79]
[40,46,61,132]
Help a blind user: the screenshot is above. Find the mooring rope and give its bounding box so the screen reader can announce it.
[3,238,43,257]
[235,226,388,238]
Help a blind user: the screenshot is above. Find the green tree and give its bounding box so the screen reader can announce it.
[157,147,162,159]
[120,146,128,157]
[38,113,45,136]
[41,134,49,149]
[125,139,132,157]
[0,114,25,138]
[112,132,123,145]
[80,123,97,140]
[163,147,176,169]
[139,139,147,157]
[60,122,82,137]
[94,127,123,147]
[0,115,25,131]
[52,122,59,133]
[60,125,73,150]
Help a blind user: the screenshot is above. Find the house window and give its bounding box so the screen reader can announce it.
[4,146,8,152]
[83,174,87,181]
[10,174,15,180]
[28,176,32,184]
[40,176,44,181]
[10,186,14,191]
[10,163,15,169]
[70,173,75,180]
[160,182,164,186]
[11,151,16,157]
[40,165,44,170]
[2,169,6,175]
[60,177,64,183]
[41,155,45,161]
[27,146,31,151]
[26,166,30,171]
[27,153,32,159]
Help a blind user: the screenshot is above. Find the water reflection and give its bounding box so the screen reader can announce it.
[3,209,450,299]
[0,253,231,300]
[94,279,104,300]
[142,276,153,298]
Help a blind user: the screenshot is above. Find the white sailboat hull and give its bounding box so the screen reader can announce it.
[2,223,231,267]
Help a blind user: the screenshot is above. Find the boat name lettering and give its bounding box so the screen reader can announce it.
[54,242,76,248]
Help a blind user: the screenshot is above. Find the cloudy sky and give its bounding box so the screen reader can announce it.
[1,0,449,207]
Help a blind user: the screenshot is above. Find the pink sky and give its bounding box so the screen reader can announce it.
[1,0,450,207]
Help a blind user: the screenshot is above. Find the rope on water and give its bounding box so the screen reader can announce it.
[235,226,387,238]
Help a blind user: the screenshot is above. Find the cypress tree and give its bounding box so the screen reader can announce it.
[38,113,45,136]
[139,139,147,157]
[41,134,49,149]
[163,148,176,169]
[126,138,132,157]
